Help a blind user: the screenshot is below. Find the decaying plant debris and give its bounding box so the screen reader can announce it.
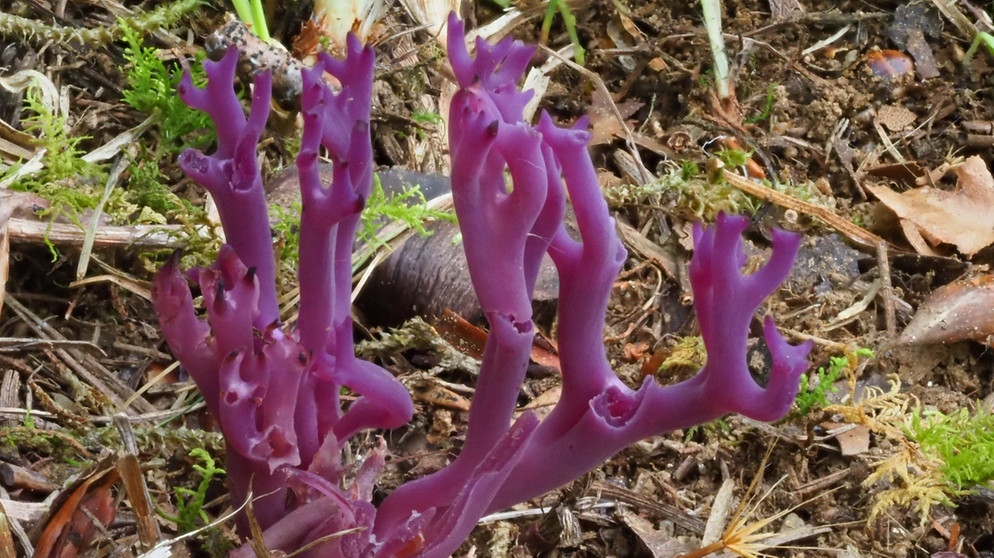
[0,0,993,556]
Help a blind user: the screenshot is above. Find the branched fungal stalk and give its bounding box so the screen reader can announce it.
[152,13,811,557]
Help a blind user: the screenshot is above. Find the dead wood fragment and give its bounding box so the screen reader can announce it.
[720,168,889,249]
[0,501,17,558]
[877,242,897,337]
[7,219,185,250]
[0,463,53,493]
[113,415,160,551]
[206,18,304,109]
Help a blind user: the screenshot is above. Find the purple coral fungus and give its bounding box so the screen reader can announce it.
[152,14,811,557]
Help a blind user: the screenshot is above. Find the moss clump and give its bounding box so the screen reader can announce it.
[909,406,994,490]
[120,23,215,154]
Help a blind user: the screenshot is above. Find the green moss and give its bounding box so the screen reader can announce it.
[270,200,302,268]
[3,92,108,240]
[793,347,873,417]
[909,407,994,490]
[162,447,226,532]
[120,23,215,153]
[603,161,755,219]
[684,418,731,443]
[605,156,828,221]
[357,175,456,250]
[1,425,90,462]
[127,156,189,219]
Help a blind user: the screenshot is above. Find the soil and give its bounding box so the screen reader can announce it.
[1,0,993,557]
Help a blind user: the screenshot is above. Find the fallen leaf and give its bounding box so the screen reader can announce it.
[520,385,561,422]
[434,310,488,360]
[588,87,642,145]
[897,274,994,346]
[886,3,941,79]
[866,160,926,185]
[33,464,119,558]
[868,156,994,256]
[836,424,872,456]
[434,310,561,371]
[821,421,871,456]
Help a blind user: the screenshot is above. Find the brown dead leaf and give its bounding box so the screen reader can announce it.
[433,309,561,371]
[588,87,643,145]
[529,333,561,371]
[876,105,916,132]
[867,156,994,256]
[820,421,871,455]
[623,341,651,361]
[32,464,119,558]
[837,424,871,456]
[520,384,561,422]
[897,274,994,346]
[434,310,487,360]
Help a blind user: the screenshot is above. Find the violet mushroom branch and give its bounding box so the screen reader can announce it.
[372,78,557,550]
[294,35,412,463]
[376,13,813,534]
[485,117,813,509]
[152,37,413,541]
[175,48,279,325]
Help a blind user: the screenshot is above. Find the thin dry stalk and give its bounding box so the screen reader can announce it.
[113,414,161,551]
[720,168,888,249]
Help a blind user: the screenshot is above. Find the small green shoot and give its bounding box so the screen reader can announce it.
[162,447,226,532]
[745,83,778,125]
[230,0,272,43]
[701,0,731,98]
[121,24,215,153]
[411,110,443,126]
[540,0,585,65]
[680,160,701,181]
[963,30,994,68]
[716,147,752,169]
[357,176,456,250]
[793,348,873,416]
